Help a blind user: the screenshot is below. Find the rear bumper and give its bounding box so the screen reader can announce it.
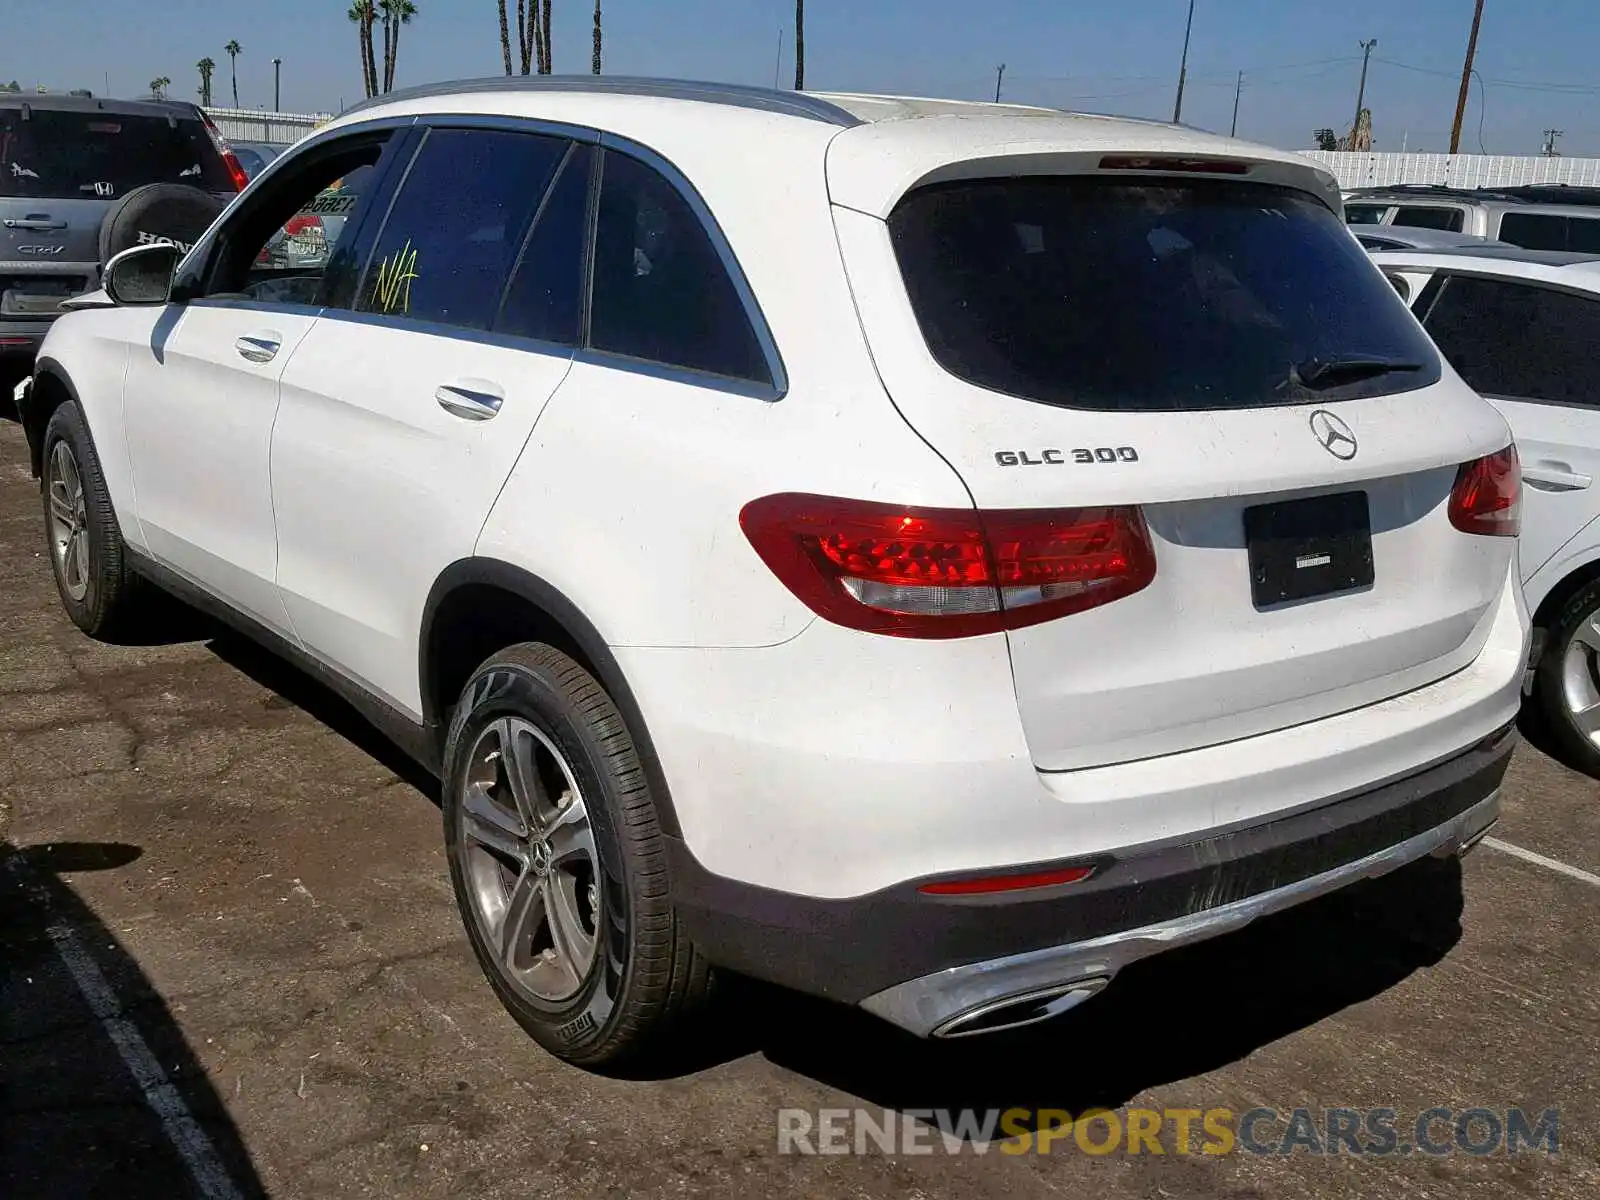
[671,722,1512,1036]
[0,316,51,356]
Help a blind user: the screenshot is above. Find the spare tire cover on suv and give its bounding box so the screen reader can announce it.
[97,183,228,267]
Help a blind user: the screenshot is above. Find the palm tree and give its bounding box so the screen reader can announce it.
[517,0,534,74]
[348,3,377,98]
[541,0,553,74]
[197,57,215,107]
[224,39,242,106]
[497,0,513,74]
[380,0,417,93]
[149,76,171,100]
[592,1,601,75]
[794,1,804,90]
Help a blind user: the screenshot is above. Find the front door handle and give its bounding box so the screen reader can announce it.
[1524,462,1593,492]
[235,333,282,363]
[2,215,67,231]
[435,381,505,421]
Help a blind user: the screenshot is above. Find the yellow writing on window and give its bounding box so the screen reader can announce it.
[373,239,419,314]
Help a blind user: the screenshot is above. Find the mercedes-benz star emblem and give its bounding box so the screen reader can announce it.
[1308,409,1358,461]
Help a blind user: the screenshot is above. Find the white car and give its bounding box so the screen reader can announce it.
[17,78,1527,1067]
[1374,244,1600,776]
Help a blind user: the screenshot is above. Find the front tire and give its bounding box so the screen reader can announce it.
[40,401,140,638]
[1535,580,1600,778]
[441,642,712,1068]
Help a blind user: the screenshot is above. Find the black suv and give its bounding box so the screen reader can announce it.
[2,94,243,362]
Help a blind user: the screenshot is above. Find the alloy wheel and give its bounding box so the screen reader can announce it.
[47,441,90,603]
[458,716,602,1003]
[1561,609,1600,750]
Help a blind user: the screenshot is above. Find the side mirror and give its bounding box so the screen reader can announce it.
[103,242,183,306]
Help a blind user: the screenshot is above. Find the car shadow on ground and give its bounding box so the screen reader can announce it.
[1,840,268,1198]
[107,589,1470,1131]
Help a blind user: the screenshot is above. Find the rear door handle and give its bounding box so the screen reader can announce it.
[2,215,67,231]
[234,333,282,363]
[1524,462,1593,492]
[435,381,505,421]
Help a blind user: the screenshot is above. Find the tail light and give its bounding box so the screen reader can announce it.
[199,110,249,192]
[1449,446,1521,537]
[739,493,1156,638]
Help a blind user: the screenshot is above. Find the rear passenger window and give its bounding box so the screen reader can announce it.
[1497,212,1569,251]
[1391,206,1464,232]
[357,128,568,331]
[495,144,593,346]
[589,150,769,384]
[1423,275,1600,406]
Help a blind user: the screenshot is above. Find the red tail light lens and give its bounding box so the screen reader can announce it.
[199,110,249,192]
[739,493,1157,638]
[1449,446,1521,537]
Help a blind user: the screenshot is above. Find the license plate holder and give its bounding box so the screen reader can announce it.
[1245,491,1374,607]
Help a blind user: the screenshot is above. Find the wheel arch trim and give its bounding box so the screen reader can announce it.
[420,557,683,837]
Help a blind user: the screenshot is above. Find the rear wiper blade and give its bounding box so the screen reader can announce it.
[1292,356,1426,388]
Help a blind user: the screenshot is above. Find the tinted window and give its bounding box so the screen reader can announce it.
[495,143,592,346]
[1391,205,1464,232]
[1344,203,1389,225]
[1423,275,1600,406]
[589,150,769,383]
[357,128,568,331]
[0,107,232,198]
[1497,212,1568,251]
[888,177,1441,412]
[1570,218,1600,254]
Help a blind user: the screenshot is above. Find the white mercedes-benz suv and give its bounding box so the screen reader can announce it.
[16,77,1528,1068]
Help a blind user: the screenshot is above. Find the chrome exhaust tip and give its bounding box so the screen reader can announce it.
[931,977,1110,1039]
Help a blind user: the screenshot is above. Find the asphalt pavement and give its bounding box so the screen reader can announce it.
[1,405,1597,1199]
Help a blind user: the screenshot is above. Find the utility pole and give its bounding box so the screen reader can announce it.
[1230,70,1242,136]
[1350,39,1377,149]
[774,29,784,90]
[1172,0,1196,123]
[995,63,1006,103]
[272,57,282,111]
[1543,129,1564,157]
[1449,0,1486,154]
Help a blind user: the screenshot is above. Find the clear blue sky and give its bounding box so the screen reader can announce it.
[13,1,1600,155]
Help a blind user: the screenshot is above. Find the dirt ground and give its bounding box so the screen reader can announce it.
[2,406,1598,1199]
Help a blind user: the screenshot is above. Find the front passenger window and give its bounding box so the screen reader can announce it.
[199,134,397,306]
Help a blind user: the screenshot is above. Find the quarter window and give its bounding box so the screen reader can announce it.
[589,149,769,384]
[1390,206,1465,232]
[1423,275,1600,406]
[357,128,569,332]
[1497,212,1569,251]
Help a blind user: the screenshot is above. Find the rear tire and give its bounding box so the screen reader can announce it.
[1534,580,1600,779]
[39,401,142,639]
[441,642,712,1068]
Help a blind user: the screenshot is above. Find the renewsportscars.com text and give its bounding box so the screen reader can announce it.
[776,1106,1559,1157]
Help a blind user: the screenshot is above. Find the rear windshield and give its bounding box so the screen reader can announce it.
[888,177,1441,412]
[0,108,232,199]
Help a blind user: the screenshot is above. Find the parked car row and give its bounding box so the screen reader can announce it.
[2,80,1572,1073]
[1346,181,1600,251]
